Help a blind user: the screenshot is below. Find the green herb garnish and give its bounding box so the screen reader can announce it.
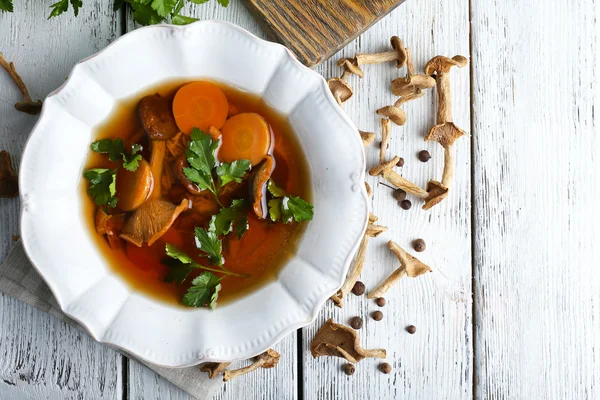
[183,272,221,309]
[267,179,314,223]
[90,138,143,172]
[209,199,249,239]
[83,168,117,208]
[183,128,251,206]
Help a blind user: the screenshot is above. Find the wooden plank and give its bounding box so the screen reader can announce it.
[244,0,405,67]
[303,0,473,398]
[0,1,123,398]
[471,0,599,398]
[125,3,298,399]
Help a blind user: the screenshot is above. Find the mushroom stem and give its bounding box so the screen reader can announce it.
[368,241,432,299]
[380,118,391,163]
[368,212,378,223]
[0,52,42,115]
[405,47,415,78]
[365,181,372,198]
[441,144,455,188]
[360,349,387,359]
[380,170,428,199]
[435,70,454,124]
[356,50,398,65]
[149,140,166,198]
[366,224,388,237]
[223,359,266,381]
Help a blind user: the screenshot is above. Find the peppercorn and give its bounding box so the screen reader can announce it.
[343,363,355,376]
[372,311,383,321]
[379,363,392,374]
[399,199,412,210]
[349,316,363,330]
[418,150,431,162]
[351,281,365,296]
[396,157,405,167]
[392,189,406,202]
[406,325,416,334]
[375,297,386,307]
[412,238,426,252]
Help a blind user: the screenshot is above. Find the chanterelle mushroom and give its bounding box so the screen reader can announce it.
[222,349,280,381]
[120,94,189,247]
[368,240,432,299]
[200,362,231,379]
[356,36,407,68]
[422,55,468,208]
[310,318,386,363]
[0,150,18,198]
[369,156,428,200]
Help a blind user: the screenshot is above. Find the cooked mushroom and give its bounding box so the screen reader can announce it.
[0,150,18,198]
[115,159,153,211]
[223,349,280,381]
[200,362,231,379]
[355,36,407,68]
[330,221,387,307]
[423,55,468,208]
[327,58,362,106]
[251,155,274,219]
[120,94,189,247]
[172,154,202,195]
[391,48,436,97]
[379,118,392,163]
[368,240,432,299]
[369,156,428,200]
[310,318,386,363]
[359,130,375,146]
[0,52,42,115]
[96,209,125,249]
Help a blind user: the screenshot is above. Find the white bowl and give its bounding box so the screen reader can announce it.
[19,21,368,367]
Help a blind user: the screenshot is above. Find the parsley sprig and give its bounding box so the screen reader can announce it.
[267,179,314,223]
[183,128,251,207]
[90,138,143,172]
[83,168,117,207]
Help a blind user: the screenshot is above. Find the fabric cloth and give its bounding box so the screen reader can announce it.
[0,241,223,399]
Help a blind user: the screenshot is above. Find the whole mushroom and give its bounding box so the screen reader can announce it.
[356,36,407,68]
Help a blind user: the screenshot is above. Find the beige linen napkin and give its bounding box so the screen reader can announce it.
[0,241,222,400]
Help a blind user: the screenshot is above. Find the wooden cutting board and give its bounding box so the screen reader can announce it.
[244,0,406,67]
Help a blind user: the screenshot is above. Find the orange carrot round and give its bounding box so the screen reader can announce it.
[218,113,272,166]
[172,81,229,134]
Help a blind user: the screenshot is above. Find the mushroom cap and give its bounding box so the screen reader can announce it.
[120,198,189,247]
[258,349,281,368]
[376,105,407,126]
[389,36,407,68]
[391,74,436,96]
[422,180,449,210]
[327,78,353,104]
[138,94,179,141]
[425,122,465,147]
[424,55,468,75]
[0,150,18,198]
[369,156,400,176]
[310,318,373,363]
[337,58,364,78]
[388,240,432,277]
[200,362,231,379]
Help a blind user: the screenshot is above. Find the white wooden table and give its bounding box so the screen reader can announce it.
[1,0,597,399]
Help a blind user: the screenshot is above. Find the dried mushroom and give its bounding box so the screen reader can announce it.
[391,48,436,97]
[365,181,372,198]
[368,240,432,299]
[310,318,386,363]
[330,220,387,307]
[0,52,42,115]
[376,90,425,127]
[328,58,362,106]
[0,150,18,198]
[120,94,190,246]
[95,209,125,249]
[200,362,231,379]
[422,55,468,208]
[379,118,392,163]
[359,130,375,146]
[223,349,280,381]
[369,156,429,200]
[356,36,407,68]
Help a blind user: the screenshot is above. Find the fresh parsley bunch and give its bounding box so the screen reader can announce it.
[0,0,229,26]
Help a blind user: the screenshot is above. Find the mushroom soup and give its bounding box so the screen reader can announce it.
[82,80,312,308]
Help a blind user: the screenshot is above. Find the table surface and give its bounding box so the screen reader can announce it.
[0,0,597,399]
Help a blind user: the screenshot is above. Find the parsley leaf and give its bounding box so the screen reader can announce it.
[165,243,194,264]
[282,196,314,223]
[171,13,198,25]
[48,0,69,19]
[188,0,209,3]
[0,0,14,13]
[216,159,251,186]
[209,199,249,238]
[267,179,286,198]
[268,198,282,222]
[131,3,163,25]
[194,227,223,266]
[70,0,82,16]
[91,138,125,162]
[151,0,178,17]
[217,0,229,6]
[182,272,221,308]
[163,258,195,284]
[122,144,143,172]
[83,168,117,208]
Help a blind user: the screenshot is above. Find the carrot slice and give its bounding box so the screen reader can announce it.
[172,81,228,134]
[218,113,272,166]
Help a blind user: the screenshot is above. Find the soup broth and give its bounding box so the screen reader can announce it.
[82,79,311,306]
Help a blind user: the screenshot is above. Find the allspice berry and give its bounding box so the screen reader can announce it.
[392,189,406,202]
[375,297,386,307]
[396,157,405,167]
[351,281,365,296]
[412,238,426,252]
[418,150,431,162]
[400,199,412,210]
[379,363,392,374]
[343,363,355,376]
[372,311,383,321]
[406,325,417,334]
[349,316,363,330]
